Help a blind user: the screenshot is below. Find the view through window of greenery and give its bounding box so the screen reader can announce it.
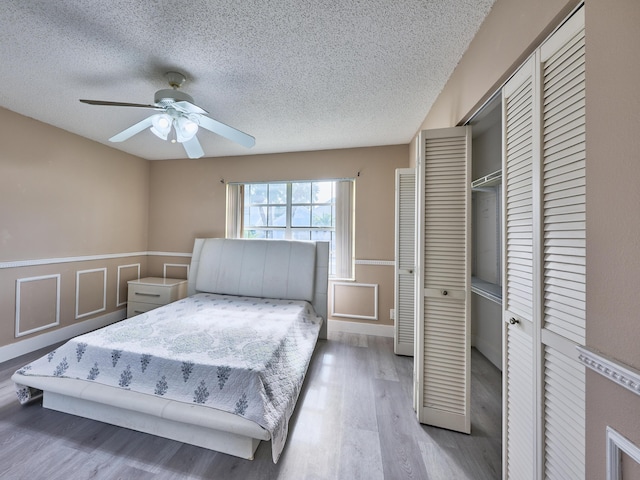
[243,181,336,273]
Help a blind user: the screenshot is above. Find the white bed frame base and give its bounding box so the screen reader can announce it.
[13,238,329,461]
[45,392,263,460]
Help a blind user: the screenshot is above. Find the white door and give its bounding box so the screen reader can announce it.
[502,56,538,480]
[502,7,586,479]
[415,126,471,433]
[394,167,416,356]
[538,8,586,479]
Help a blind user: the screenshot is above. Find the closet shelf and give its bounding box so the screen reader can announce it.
[471,276,502,304]
[471,170,502,190]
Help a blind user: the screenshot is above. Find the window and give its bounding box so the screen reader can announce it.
[227,180,354,278]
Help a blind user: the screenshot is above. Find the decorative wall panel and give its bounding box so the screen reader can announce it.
[15,274,61,337]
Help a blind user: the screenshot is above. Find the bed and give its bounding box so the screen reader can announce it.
[12,238,329,463]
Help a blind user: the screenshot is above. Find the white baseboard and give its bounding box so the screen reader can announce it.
[0,309,126,364]
[328,319,394,338]
[472,334,502,371]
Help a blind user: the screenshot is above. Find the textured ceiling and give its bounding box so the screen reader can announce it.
[0,1,495,160]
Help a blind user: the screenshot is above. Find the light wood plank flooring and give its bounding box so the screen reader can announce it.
[0,332,501,479]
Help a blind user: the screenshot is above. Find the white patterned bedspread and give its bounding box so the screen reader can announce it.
[14,293,322,462]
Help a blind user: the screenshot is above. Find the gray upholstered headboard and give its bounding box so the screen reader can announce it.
[188,238,329,339]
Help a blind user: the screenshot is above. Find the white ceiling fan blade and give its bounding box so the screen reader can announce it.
[173,100,208,115]
[109,116,154,142]
[197,115,255,148]
[80,99,161,110]
[182,136,205,159]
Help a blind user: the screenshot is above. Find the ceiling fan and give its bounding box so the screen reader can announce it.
[79,72,255,158]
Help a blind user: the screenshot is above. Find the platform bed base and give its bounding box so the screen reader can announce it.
[29,375,270,461]
[44,393,261,459]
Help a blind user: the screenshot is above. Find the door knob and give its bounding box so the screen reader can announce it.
[509,317,519,325]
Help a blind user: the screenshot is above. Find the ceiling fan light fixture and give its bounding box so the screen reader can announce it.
[175,116,199,143]
[81,70,255,155]
[150,114,172,140]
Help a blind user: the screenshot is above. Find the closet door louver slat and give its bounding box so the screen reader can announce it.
[504,80,535,321]
[394,168,416,356]
[416,127,470,433]
[543,345,586,479]
[541,22,586,346]
[506,326,536,480]
[502,56,537,480]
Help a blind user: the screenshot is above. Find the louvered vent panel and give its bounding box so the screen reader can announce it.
[423,137,467,290]
[423,297,466,414]
[505,326,535,480]
[397,274,415,344]
[543,345,585,479]
[504,76,534,322]
[542,26,586,345]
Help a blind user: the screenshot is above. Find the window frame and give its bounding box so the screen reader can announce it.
[227,178,354,279]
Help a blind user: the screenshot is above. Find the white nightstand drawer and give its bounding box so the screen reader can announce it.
[127,301,158,317]
[127,277,187,317]
[128,284,176,305]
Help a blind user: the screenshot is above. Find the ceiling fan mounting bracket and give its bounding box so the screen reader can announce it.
[155,72,194,106]
[165,71,187,89]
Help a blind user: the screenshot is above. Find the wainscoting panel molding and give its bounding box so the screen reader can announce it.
[15,274,61,338]
[1,309,125,363]
[331,282,378,320]
[117,264,140,307]
[0,252,147,269]
[75,268,107,319]
[147,251,193,258]
[354,259,395,266]
[607,426,640,480]
[577,345,640,397]
[0,251,191,270]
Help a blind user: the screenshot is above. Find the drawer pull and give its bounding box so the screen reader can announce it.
[135,292,161,297]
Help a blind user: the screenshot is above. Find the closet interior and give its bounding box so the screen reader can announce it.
[469,97,503,371]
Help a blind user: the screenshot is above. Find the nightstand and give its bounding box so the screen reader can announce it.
[127,277,188,318]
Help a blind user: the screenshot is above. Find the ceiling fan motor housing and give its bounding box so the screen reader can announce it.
[154,89,195,107]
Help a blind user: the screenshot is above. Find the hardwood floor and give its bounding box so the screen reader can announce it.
[0,333,501,479]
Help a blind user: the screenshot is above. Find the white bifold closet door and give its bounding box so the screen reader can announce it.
[539,9,586,479]
[415,126,471,433]
[394,168,416,356]
[502,6,585,479]
[502,54,538,480]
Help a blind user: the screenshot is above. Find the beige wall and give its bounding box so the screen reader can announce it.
[585,0,640,477]
[0,107,149,350]
[413,0,640,477]
[410,0,578,168]
[0,105,406,352]
[147,145,408,326]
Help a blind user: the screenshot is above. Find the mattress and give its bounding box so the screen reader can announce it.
[14,293,323,462]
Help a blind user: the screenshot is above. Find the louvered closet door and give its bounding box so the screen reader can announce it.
[395,168,416,356]
[502,56,538,480]
[539,8,586,479]
[416,126,471,433]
